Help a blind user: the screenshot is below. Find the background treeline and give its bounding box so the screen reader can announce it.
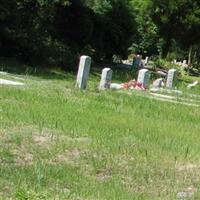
[0,0,200,70]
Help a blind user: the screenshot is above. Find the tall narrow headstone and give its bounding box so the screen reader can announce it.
[144,57,149,65]
[132,55,142,70]
[76,56,91,90]
[99,68,113,90]
[137,69,150,88]
[166,69,177,88]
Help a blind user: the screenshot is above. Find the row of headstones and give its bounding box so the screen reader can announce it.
[76,56,177,90]
[137,68,177,89]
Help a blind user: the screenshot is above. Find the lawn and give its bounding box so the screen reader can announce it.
[0,63,200,199]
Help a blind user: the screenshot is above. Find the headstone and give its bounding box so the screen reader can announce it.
[183,60,187,65]
[152,78,164,88]
[144,57,149,65]
[76,56,91,90]
[166,69,177,88]
[137,69,150,88]
[132,55,142,70]
[99,68,113,90]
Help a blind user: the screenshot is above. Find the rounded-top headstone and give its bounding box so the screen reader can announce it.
[99,68,113,90]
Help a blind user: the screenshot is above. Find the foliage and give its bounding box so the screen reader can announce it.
[0,0,200,71]
[0,0,137,69]
[130,0,158,56]
[150,0,200,59]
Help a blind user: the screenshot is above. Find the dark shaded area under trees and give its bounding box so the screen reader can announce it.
[0,0,200,71]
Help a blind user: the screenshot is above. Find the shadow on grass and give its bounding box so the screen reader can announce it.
[0,57,75,81]
[0,57,137,83]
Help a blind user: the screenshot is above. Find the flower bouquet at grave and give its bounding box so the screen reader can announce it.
[122,80,146,90]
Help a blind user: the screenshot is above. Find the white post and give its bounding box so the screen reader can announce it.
[76,56,91,90]
[99,68,113,90]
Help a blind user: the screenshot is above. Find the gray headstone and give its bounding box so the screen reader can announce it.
[99,68,113,90]
[152,78,164,88]
[76,56,91,90]
[166,69,177,88]
[132,55,142,69]
[137,69,150,88]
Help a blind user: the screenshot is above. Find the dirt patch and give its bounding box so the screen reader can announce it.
[14,152,33,166]
[0,185,13,198]
[96,168,112,181]
[12,144,34,166]
[32,133,57,147]
[176,163,199,172]
[177,186,197,199]
[58,135,91,144]
[51,148,84,165]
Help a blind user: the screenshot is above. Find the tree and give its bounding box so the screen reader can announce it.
[150,0,200,61]
[130,0,158,56]
[89,0,137,60]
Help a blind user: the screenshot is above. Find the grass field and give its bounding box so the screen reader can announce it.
[0,63,200,199]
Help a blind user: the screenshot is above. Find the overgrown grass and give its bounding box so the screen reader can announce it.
[0,63,200,199]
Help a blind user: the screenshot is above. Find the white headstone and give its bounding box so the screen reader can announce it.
[99,68,113,90]
[183,60,187,65]
[76,56,91,90]
[137,69,150,88]
[166,69,177,88]
[144,57,149,64]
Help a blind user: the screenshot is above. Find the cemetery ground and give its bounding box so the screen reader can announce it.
[1,62,200,200]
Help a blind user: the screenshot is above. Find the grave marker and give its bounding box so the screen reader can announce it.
[166,69,177,88]
[152,78,164,88]
[183,60,187,65]
[132,55,142,69]
[76,56,91,90]
[144,57,149,65]
[137,69,150,88]
[99,68,113,90]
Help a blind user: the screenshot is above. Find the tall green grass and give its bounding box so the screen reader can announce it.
[0,67,200,200]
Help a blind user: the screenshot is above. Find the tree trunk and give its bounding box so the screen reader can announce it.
[187,45,193,75]
[162,36,171,58]
[188,45,192,66]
